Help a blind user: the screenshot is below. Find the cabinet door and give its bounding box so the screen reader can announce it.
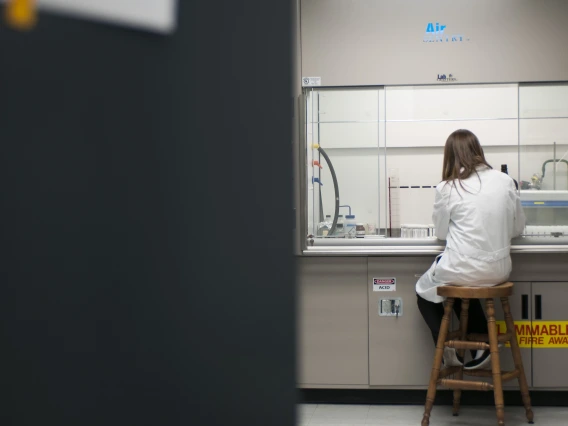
[531,282,568,388]
[297,257,369,385]
[492,282,532,389]
[368,257,436,387]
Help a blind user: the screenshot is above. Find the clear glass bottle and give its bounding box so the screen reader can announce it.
[317,214,332,236]
[428,224,436,237]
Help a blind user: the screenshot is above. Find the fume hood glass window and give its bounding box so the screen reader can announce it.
[305,82,568,245]
[519,83,568,239]
[306,88,381,239]
[383,84,519,239]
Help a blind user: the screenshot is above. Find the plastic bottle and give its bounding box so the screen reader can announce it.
[317,215,332,236]
[345,215,356,237]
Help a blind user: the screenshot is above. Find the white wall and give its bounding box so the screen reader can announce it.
[306,83,568,235]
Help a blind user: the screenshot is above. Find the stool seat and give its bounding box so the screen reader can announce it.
[437,282,513,299]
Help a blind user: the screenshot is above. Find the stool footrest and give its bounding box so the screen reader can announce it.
[468,332,512,343]
[463,369,520,382]
[437,378,494,391]
[446,340,490,351]
[502,369,521,382]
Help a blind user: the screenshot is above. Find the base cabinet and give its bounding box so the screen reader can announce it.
[297,256,568,389]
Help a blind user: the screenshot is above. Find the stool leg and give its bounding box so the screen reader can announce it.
[501,296,534,424]
[422,297,454,426]
[486,298,505,426]
[452,298,469,417]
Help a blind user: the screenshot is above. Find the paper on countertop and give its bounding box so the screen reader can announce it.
[3,0,178,33]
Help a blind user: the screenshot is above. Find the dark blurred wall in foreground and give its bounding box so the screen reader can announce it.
[0,2,294,425]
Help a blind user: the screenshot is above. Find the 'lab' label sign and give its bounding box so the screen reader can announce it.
[373,277,396,292]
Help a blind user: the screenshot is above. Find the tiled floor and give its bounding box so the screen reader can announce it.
[298,403,568,425]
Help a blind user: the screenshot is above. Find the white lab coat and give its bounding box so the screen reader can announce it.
[416,166,526,303]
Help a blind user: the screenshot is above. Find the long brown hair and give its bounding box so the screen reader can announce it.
[442,129,492,190]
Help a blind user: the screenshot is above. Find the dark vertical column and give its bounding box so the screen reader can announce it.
[0,1,294,426]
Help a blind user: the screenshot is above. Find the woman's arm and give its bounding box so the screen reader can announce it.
[432,184,451,240]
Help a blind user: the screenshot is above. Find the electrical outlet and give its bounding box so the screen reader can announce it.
[378,298,403,316]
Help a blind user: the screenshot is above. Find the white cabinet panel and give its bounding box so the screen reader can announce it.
[520,84,568,118]
[386,85,518,121]
[386,119,518,148]
[318,90,379,122]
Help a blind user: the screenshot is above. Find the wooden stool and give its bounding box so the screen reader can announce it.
[421,282,534,426]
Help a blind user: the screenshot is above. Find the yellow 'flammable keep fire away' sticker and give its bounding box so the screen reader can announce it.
[495,321,568,348]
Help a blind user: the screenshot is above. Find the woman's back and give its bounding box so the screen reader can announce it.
[439,167,525,262]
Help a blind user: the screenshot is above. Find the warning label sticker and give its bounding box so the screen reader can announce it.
[496,321,568,348]
[373,277,396,292]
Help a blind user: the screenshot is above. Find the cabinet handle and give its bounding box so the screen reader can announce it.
[535,295,542,320]
[521,294,528,320]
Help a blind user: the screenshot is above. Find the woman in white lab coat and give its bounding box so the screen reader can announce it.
[416,129,526,369]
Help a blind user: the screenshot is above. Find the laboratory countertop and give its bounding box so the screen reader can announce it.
[304,236,568,256]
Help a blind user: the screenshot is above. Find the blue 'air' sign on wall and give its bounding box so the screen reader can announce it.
[424,22,470,43]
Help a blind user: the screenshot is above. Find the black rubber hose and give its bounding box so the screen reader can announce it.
[317,146,340,235]
[319,181,324,223]
[542,159,568,178]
